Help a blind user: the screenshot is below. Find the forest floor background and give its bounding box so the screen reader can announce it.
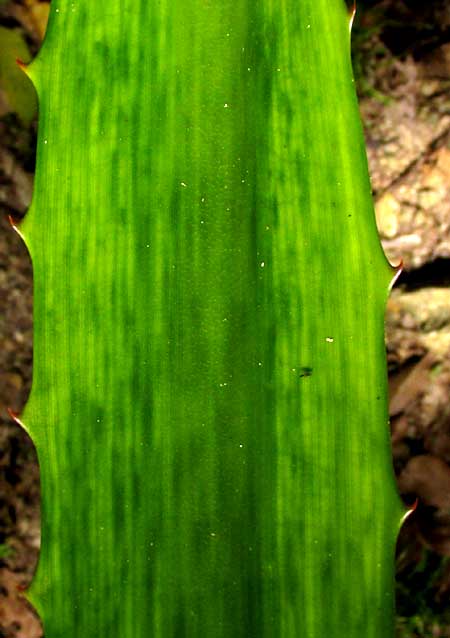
[0,0,449,636]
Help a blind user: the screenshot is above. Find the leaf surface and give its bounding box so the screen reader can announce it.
[22,1,404,636]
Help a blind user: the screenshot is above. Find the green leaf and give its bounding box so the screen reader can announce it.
[0,27,36,123]
[21,0,404,636]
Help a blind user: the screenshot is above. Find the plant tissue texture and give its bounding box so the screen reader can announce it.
[19,0,404,636]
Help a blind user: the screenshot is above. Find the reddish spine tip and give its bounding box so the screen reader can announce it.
[410,497,419,513]
[401,497,419,526]
[349,1,357,29]
[7,214,26,241]
[16,58,27,72]
[8,214,18,228]
[7,406,24,428]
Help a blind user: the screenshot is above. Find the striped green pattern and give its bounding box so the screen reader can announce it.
[21,0,404,636]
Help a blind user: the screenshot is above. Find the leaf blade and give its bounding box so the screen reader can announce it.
[22,1,403,636]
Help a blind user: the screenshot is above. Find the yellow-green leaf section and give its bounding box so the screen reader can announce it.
[0,27,36,123]
[20,0,404,636]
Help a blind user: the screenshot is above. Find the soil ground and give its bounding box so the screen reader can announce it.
[0,0,449,636]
